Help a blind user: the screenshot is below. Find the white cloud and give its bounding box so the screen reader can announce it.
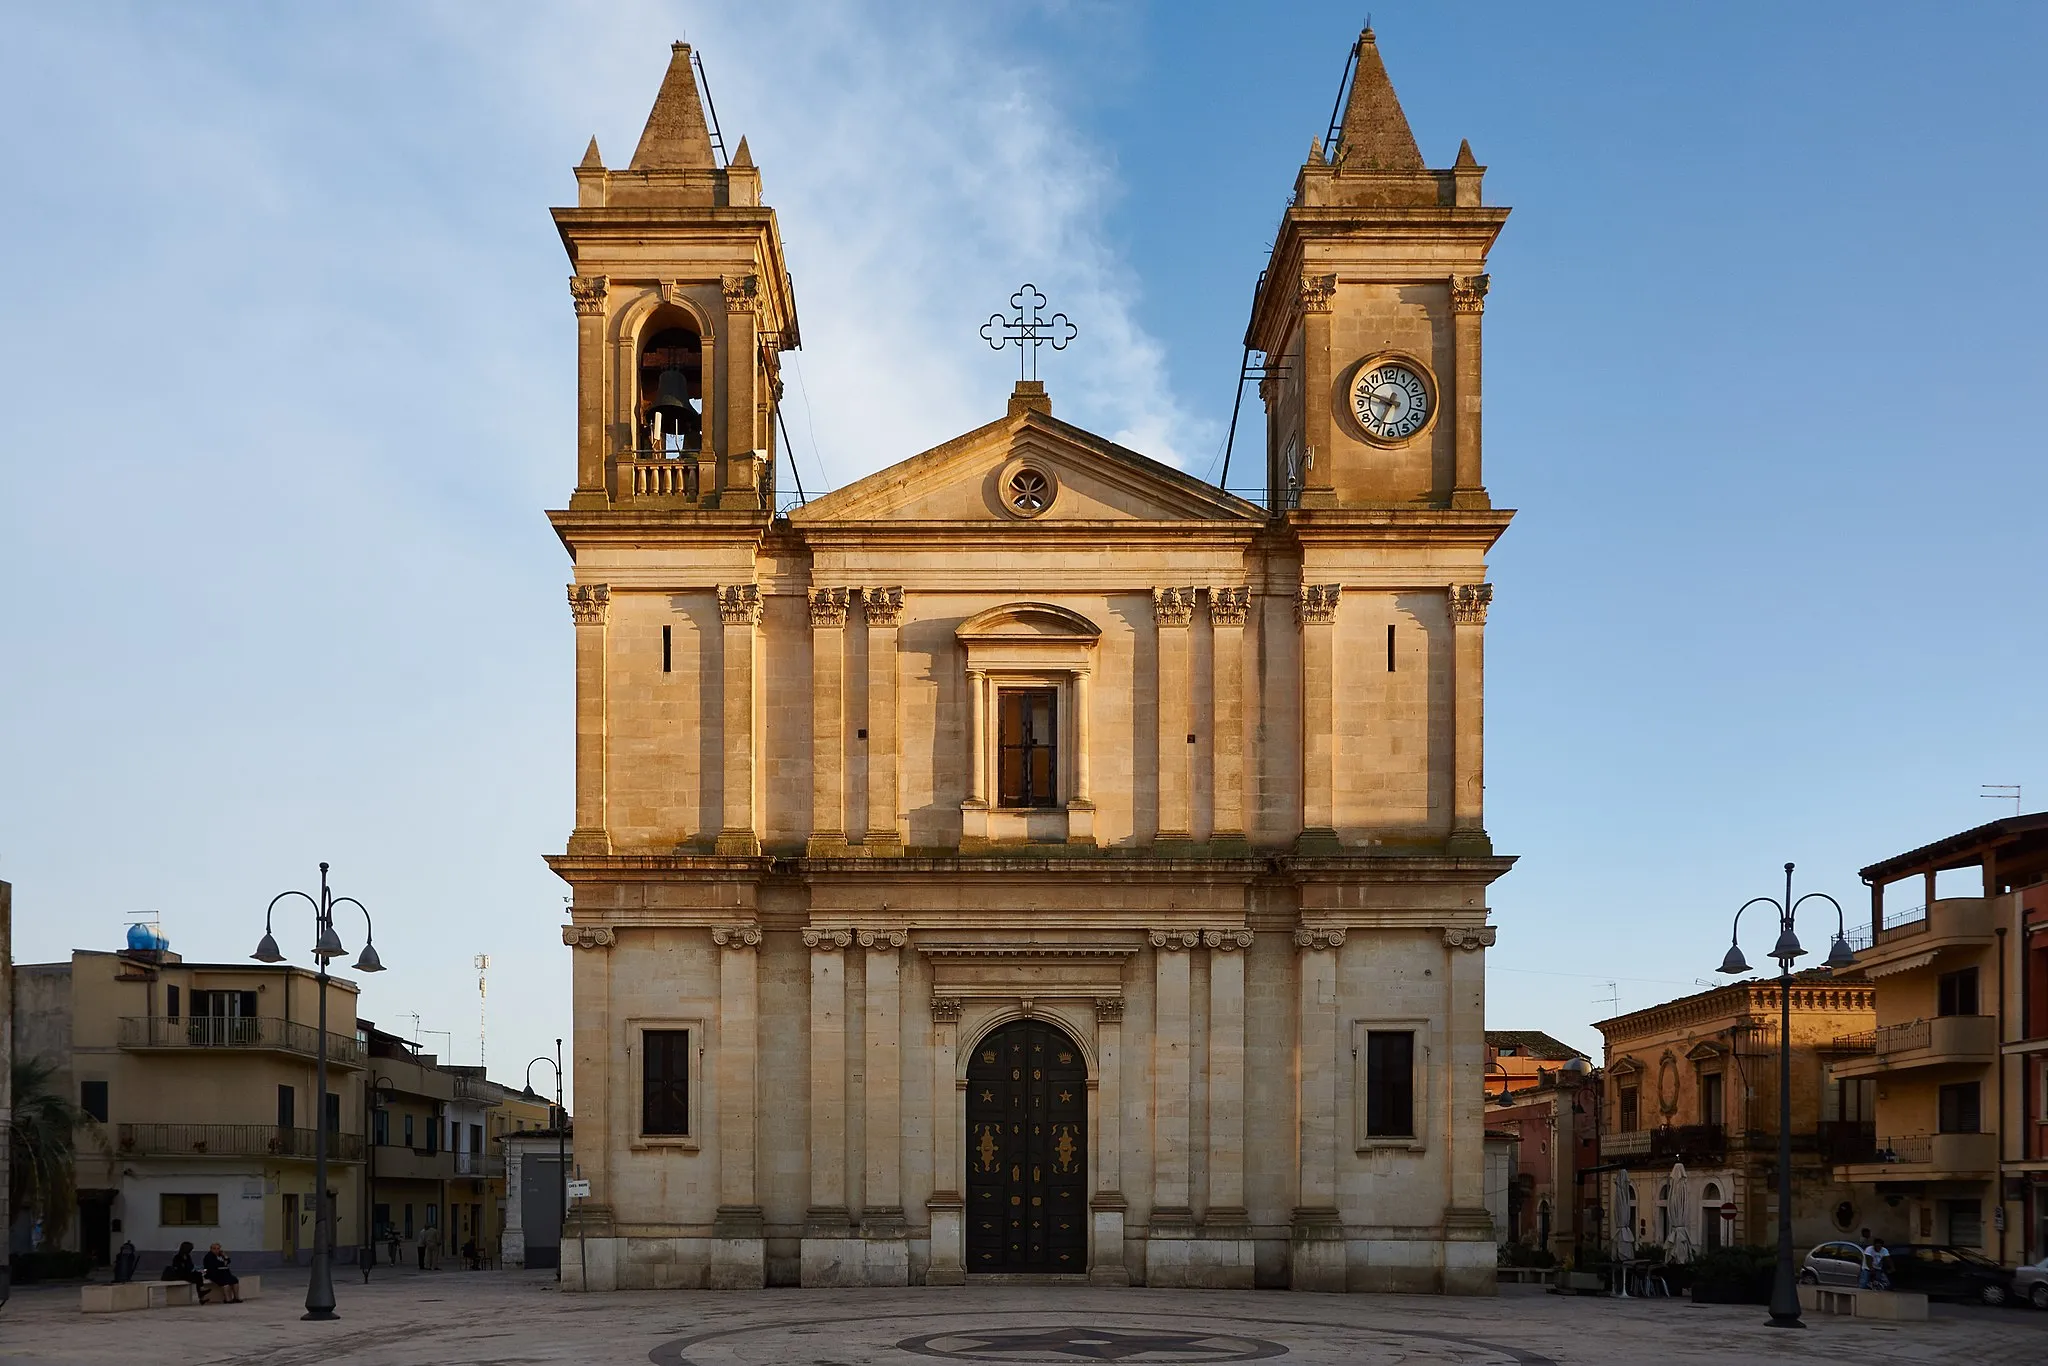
[483,1,1212,487]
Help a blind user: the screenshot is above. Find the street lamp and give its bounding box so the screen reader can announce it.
[1716,861,1854,1330]
[523,1040,567,1284]
[253,862,385,1322]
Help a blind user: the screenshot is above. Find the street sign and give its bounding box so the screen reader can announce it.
[1719,1202,1737,1221]
[566,1179,592,1199]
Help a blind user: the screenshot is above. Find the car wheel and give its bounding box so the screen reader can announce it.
[1981,1283,2006,1308]
[1797,1269,1818,1285]
[2031,1282,2048,1311]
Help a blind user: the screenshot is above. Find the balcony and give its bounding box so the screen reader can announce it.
[117,1123,365,1163]
[1600,1125,1726,1163]
[1601,1130,1651,1158]
[1816,1120,1878,1165]
[119,1016,364,1069]
[370,1144,455,1183]
[453,1150,505,1179]
[1835,1130,1998,1182]
[609,450,705,506]
[1844,897,1994,968]
[1829,1015,1997,1079]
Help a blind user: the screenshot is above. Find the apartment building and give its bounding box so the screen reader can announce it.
[1835,813,2048,1265]
[12,938,367,1268]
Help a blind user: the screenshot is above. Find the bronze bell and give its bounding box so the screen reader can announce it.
[648,367,701,450]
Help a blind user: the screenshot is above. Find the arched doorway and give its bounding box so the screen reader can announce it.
[966,1018,1088,1273]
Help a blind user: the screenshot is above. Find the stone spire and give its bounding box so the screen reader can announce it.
[1336,29,1425,172]
[629,41,717,170]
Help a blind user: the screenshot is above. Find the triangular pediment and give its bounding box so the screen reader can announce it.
[790,408,1262,525]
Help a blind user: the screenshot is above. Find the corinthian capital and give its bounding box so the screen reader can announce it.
[569,274,608,315]
[1296,584,1341,626]
[1210,586,1250,627]
[1451,274,1490,314]
[1298,273,1336,314]
[1152,587,1195,627]
[717,583,763,626]
[722,273,760,315]
[1450,583,1494,626]
[567,583,610,626]
[863,586,905,628]
[808,587,849,628]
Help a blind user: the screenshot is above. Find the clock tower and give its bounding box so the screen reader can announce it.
[1249,29,1507,513]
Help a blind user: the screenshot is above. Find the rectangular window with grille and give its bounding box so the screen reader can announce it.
[1364,1030,1416,1138]
[997,688,1058,808]
[642,1029,691,1136]
[161,1193,219,1227]
[1937,1081,1981,1133]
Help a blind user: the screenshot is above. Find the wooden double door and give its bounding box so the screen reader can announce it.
[965,1019,1088,1273]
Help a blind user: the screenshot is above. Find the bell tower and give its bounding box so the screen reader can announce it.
[1248,29,1506,511]
[553,42,799,513]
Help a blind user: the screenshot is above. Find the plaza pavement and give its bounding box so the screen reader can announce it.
[2,1269,2041,1364]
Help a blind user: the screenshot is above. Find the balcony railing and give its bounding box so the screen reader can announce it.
[1601,1130,1652,1157]
[1651,1123,1727,1161]
[1858,1131,1998,1176]
[1829,1015,1997,1076]
[119,1016,364,1067]
[117,1122,365,1163]
[453,1151,505,1178]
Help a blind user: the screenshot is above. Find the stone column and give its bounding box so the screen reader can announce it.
[1153,589,1194,843]
[801,928,855,1284]
[1442,926,1499,1294]
[1296,274,1338,508]
[1449,274,1489,509]
[859,929,909,1284]
[567,584,611,855]
[1204,929,1254,1287]
[863,587,904,853]
[721,273,764,508]
[1148,930,1198,1285]
[927,996,967,1285]
[710,924,764,1287]
[569,275,608,505]
[1297,585,1341,849]
[1448,584,1493,855]
[1069,666,1096,844]
[809,588,849,854]
[962,668,989,845]
[1290,927,1345,1292]
[560,925,617,1290]
[1088,996,1130,1284]
[1209,588,1249,845]
[715,585,762,854]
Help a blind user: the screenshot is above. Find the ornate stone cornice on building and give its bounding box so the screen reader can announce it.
[857,928,909,951]
[930,996,964,1023]
[863,586,905,627]
[1203,929,1254,951]
[721,272,760,315]
[1450,273,1490,315]
[1293,927,1347,952]
[569,274,608,315]
[567,583,610,626]
[711,924,763,950]
[1597,978,1878,1040]
[808,587,849,628]
[801,927,854,950]
[563,926,616,950]
[1094,997,1125,1022]
[1152,587,1196,627]
[1297,584,1341,625]
[1148,929,1202,950]
[1442,926,1497,951]
[1210,586,1250,627]
[1297,273,1337,314]
[717,583,763,626]
[1450,583,1494,626]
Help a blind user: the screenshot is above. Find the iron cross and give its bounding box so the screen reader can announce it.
[980,284,1077,382]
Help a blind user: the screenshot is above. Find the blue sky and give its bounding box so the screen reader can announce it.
[2,2,2043,1088]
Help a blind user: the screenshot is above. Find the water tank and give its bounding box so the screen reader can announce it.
[126,923,169,952]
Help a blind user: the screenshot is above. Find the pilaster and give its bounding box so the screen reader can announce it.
[1291,927,1345,1292]
[859,930,909,1236]
[1068,665,1096,844]
[808,588,849,854]
[1297,584,1341,850]
[926,995,966,1285]
[1449,273,1490,509]
[560,924,616,1291]
[1296,274,1338,508]
[863,587,904,854]
[1202,929,1255,1288]
[961,668,989,846]
[1148,930,1196,1284]
[1209,588,1248,844]
[715,584,762,855]
[802,928,852,1270]
[720,273,763,508]
[567,584,611,855]
[710,924,764,1288]
[570,275,608,507]
[1442,925,1496,1293]
[1447,583,1492,855]
[1088,995,1130,1285]
[1153,588,1194,842]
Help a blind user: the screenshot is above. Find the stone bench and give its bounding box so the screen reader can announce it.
[81,1274,262,1313]
[1796,1283,1928,1321]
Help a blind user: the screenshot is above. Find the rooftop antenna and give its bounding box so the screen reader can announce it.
[475,953,491,1070]
[1594,981,1619,1017]
[1981,783,2021,815]
[690,46,730,168]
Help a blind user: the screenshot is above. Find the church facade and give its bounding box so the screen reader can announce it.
[549,31,1514,1294]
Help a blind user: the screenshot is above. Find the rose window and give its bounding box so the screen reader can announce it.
[1008,467,1052,516]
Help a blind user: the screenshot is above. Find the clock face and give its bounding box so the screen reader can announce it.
[1351,361,1433,442]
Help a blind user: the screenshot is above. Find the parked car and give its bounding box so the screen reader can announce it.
[2014,1255,2048,1310]
[1799,1240,1867,1287]
[1887,1244,2016,1306]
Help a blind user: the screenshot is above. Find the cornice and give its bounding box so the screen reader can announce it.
[918,943,1141,960]
[1596,980,1877,1041]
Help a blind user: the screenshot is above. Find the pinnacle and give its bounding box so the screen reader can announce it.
[580,136,603,169]
[629,41,717,171]
[732,135,753,168]
[1455,138,1479,169]
[1337,27,1425,172]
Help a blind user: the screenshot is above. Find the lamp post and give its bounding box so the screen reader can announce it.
[523,1040,567,1283]
[253,862,385,1322]
[1716,861,1855,1330]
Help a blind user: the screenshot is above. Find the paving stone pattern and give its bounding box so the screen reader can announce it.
[0,1274,2040,1365]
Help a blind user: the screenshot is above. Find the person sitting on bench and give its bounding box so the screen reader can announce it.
[162,1241,209,1301]
[202,1243,243,1303]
